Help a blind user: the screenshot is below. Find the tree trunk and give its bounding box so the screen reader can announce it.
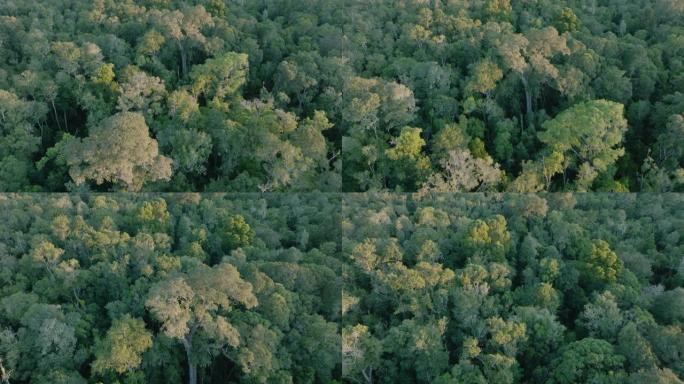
[0,358,10,384]
[188,363,197,384]
[51,99,62,131]
[362,366,373,384]
[520,73,534,130]
[182,335,197,384]
[178,40,188,78]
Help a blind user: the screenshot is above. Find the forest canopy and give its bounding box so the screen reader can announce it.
[0,193,342,384]
[0,0,683,192]
[342,193,684,383]
[0,193,683,383]
[1,1,683,383]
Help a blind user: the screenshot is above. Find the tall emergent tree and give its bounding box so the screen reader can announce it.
[146,263,258,384]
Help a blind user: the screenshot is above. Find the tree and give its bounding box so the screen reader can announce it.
[421,149,502,192]
[465,60,504,96]
[0,90,46,191]
[486,316,527,356]
[495,27,569,129]
[189,52,248,107]
[221,214,255,252]
[343,325,382,384]
[385,126,431,190]
[117,67,166,116]
[653,288,684,326]
[146,262,257,384]
[653,114,684,171]
[92,315,153,375]
[554,7,580,33]
[618,322,658,372]
[577,291,624,341]
[547,338,626,384]
[537,100,628,190]
[515,306,565,377]
[581,240,623,287]
[64,112,172,191]
[155,5,215,78]
[386,126,426,161]
[383,318,449,383]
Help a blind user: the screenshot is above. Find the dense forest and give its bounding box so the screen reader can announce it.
[0,193,342,384]
[0,0,682,192]
[1,0,684,383]
[0,193,682,383]
[342,193,684,383]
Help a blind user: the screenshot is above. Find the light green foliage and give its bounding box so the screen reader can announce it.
[422,149,502,192]
[117,66,166,116]
[466,60,504,95]
[582,240,623,285]
[386,127,426,161]
[486,316,527,356]
[538,100,628,190]
[92,315,153,374]
[554,7,580,33]
[0,0,680,191]
[135,198,170,233]
[385,126,431,190]
[189,52,248,107]
[432,120,470,159]
[222,214,255,251]
[0,194,343,384]
[146,263,257,342]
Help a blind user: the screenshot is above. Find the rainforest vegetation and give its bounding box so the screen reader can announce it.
[342,193,684,383]
[1,0,683,383]
[0,0,682,192]
[0,193,342,384]
[0,193,682,383]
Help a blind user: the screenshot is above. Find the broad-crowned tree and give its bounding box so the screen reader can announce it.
[154,5,215,78]
[577,291,624,341]
[146,262,257,384]
[536,100,628,190]
[189,52,248,108]
[382,318,449,383]
[92,315,153,376]
[117,66,167,117]
[617,322,658,372]
[64,112,172,191]
[495,27,570,130]
[421,149,502,192]
[547,338,626,384]
[343,324,382,384]
[385,126,431,190]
